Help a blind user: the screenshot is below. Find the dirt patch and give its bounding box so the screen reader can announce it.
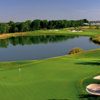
[0,33,25,39]
[0,34,11,39]
[0,34,10,37]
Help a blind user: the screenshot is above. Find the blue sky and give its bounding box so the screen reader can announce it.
[0,0,100,22]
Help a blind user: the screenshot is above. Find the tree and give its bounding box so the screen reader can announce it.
[31,19,41,30]
[0,23,10,34]
[17,22,25,32]
[83,19,88,23]
[0,19,89,33]
[25,20,32,31]
[48,20,55,29]
[9,23,18,33]
[40,20,48,29]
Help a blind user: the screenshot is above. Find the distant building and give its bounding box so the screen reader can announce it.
[83,23,89,26]
[90,21,100,25]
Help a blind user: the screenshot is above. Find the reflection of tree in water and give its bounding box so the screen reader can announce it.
[0,39,9,48]
[0,35,77,48]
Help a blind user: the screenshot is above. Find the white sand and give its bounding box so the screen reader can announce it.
[93,75,100,80]
[49,29,59,31]
[68,30,83,32]
[86,84,100,95]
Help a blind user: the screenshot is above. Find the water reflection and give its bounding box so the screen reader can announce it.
[0,35,100,61]
[0,35,76,48]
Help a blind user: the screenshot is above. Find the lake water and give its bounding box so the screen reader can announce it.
[0,35,100,62]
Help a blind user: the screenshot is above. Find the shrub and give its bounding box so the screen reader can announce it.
[69,48,84,54]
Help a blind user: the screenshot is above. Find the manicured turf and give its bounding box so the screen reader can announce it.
[0,49,100,100]
[1,27,100,40]
[0,28,100,100]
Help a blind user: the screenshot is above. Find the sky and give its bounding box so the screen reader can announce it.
[0,0,100,22]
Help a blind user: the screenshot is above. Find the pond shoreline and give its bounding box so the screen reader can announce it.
[0,29,100,99]
[0,28,100,40]
[0,35,99,62]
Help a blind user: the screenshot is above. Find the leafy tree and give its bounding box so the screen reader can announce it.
[0,19,89,34]
[83,19,88,23]
[48,20,55,29]
[31,19,41,30]
[25,20,32,31]
[9,23,18,33]
[0,23,10,34]
[40,20,48,29]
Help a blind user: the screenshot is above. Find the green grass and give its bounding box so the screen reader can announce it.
[19,28,100,36]
[0,49,100,100]
[0,28,100,100]
[1,28,100,40]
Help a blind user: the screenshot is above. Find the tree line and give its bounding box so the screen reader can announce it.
[0,19,88,34]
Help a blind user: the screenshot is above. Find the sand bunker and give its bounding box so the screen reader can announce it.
[86,84,100,95]
[49,29,59,31]
[68,30,83,32]
[93,75,100,80]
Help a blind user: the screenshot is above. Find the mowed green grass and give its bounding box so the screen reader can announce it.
[0,49,100,100]
[2,28,100,40]
[18,28,100,36]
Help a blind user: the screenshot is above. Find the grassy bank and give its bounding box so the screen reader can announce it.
[90,35,100,45]
[0,49,100,100]
[1,28,100,39]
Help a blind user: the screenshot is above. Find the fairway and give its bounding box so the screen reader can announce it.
[0,49,100,100]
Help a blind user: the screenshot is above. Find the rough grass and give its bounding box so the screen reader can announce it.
[69,48,84,54]
[0,49,100,100]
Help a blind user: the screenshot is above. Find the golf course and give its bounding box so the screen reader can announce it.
[0,47,100,100]
[0,27,100,100]
[1,0,100,99]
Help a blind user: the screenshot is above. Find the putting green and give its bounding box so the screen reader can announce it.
[0,49,100,100]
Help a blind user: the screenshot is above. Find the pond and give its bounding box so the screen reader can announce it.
[0,35,100,62]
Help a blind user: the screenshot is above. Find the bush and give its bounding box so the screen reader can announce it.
[69,48,84,54]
